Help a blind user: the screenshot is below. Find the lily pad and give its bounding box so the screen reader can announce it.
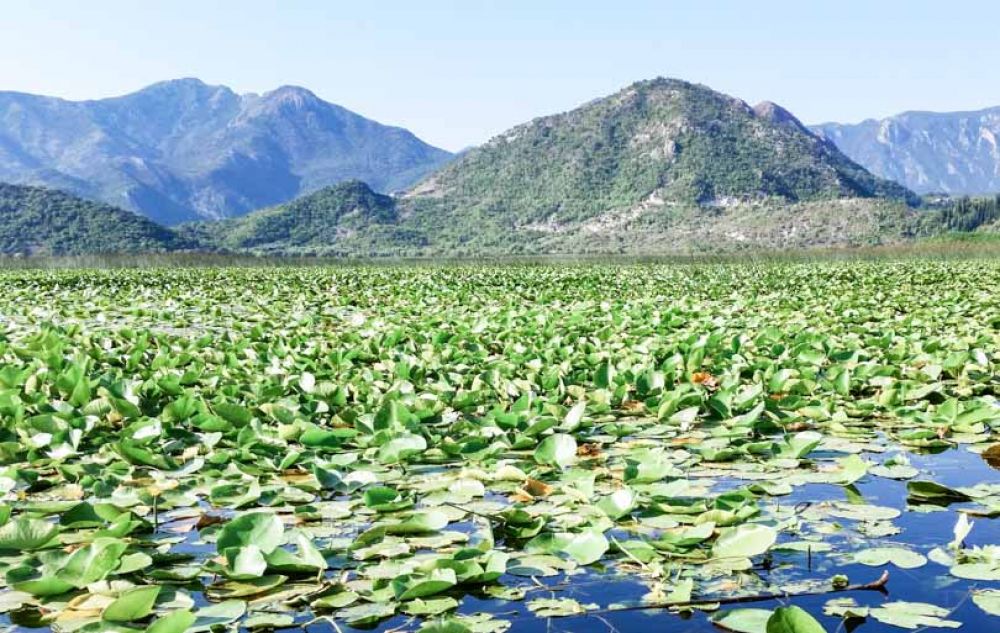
[712,524,777,560]
[853,547,927,569]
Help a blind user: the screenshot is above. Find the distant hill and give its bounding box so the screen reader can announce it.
[413,78,913,222]
[812,107,1000,195]
[0,183,191,255]
[186,78,925,256]
[177,180,414,255]
[394,78,919,254]
[0,79,453,224]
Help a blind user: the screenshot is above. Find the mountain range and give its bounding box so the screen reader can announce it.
[173,78,922,257]
[0,78,452,224]
[812,107,1000,195]
[3,76,999,257]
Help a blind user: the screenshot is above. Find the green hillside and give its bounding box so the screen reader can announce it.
[181,78,926,257]
[412,78,914,226]
[177,181,414,255]
[0,183,192,255]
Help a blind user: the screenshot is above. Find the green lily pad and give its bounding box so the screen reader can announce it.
[853,547,927,569]
[972,589,1000,616]
[145,610,196,633]
[216,512,284,555]
[712,524,777,560]
[0,517,58,550]
[869,601,962,629]
[534,434,577,469]
[102,585,161,622]
[765,606,827,633]
[712,608,773,633]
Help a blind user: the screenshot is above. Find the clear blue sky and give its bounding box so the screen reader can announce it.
[1,1,998,151]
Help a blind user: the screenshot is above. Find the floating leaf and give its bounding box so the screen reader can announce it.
[853,547,927,569]
[907,481,972,505]
[869,601,962,629]
[189,601,247,633]
[0,517,58,550]
[534,434,577,469]
[712,524,777,560]
[527,597,591,617]
[145,610,196,633]
[766,606,827,633]
[713,608,773,633]
[216,512,284,555]
[244,613,296,630]
[972,589,1000,616]
[102,585,161,622]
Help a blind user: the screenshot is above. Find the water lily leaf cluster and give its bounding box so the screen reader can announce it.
[0,262,996,631]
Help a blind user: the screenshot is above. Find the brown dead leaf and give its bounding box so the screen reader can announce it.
[982,443,1000,470]
[509,491,534,503]
[691,372,717,387]
[715,579,743,592]
[523,478,553,498]
[577,443,602,458]
[280,468,313,484]
[196,513,226,529]
[670,437,700,445]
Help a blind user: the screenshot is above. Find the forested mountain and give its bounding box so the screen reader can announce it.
[177,180,409,254]
[182,78,924,256]
[0,183,191,255]
[0,79,452,224]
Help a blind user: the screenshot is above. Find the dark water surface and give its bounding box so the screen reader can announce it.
[1,447,995,633]
[322,447,997,633]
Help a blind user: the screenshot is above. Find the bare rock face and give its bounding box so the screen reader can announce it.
[754,101,809,133]
[812,106,1000,195]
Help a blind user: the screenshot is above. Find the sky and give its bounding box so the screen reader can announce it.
[1,1,999,151]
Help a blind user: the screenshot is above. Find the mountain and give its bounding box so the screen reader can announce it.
[177,180,411,255]
[812,107,1000,195]
[408,78,913,222]
[0,79,453,224]
[0,183,191,255]
[188,78,923,256]
[395,78,919,255]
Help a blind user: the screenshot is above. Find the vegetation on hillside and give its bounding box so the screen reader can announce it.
[171,78,930,257]
[177,181,400,253]
[0,183,191,255]
[921,194,1000,231]
[0,79,453,223]
[411,78,915,229]
[8,79,1000,259]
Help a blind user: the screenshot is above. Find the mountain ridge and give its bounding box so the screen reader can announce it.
[0,78,453,224]
[177,77,924,257]
[812,106,1000,195]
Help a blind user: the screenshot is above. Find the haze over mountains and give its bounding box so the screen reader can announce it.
[4,76,1000,256]
[0,78,452,224]
[813,107,1000,195]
